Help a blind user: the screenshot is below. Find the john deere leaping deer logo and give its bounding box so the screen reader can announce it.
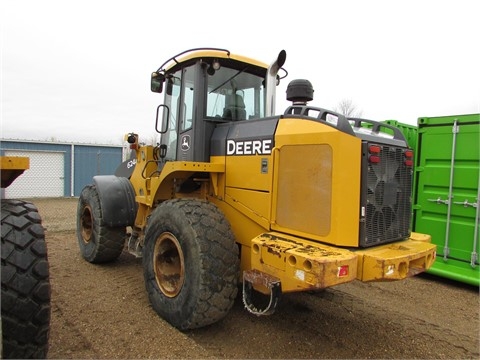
[181,135,190,151]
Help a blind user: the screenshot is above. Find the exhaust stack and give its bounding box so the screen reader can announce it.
[265,50,286,117]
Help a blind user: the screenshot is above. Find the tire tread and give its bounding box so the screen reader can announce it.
[1,199,51,359]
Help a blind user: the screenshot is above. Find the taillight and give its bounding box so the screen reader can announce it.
[337,265,349,277]
[369,155,380,163]
[404,149,413,167]
[368,144,381,164]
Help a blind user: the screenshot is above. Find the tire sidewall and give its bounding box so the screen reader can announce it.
[76,185,101,262]
[143,203,202,328]
[76,184,126,263]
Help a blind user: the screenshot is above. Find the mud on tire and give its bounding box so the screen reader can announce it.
[143,198,240,331]
[76,185,126,263]
[1,199,51,359]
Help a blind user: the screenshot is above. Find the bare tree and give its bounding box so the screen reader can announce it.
[334,98,363,118]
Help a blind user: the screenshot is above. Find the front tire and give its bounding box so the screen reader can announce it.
[1,199,51,359]
[76,185,126,263]
[143,198,239,330]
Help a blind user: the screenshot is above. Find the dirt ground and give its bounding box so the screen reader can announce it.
[34,198,479,359]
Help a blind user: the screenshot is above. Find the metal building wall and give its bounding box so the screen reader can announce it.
[1,140,123,197]
[73,145,123,196]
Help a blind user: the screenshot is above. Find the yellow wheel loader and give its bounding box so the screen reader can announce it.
[1,156,51,358]
[76,48,436,330]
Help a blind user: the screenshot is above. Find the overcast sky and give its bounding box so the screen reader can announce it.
[1,0,479,145]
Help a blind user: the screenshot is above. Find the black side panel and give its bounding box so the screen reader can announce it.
[210,117,280,156]
[211,125,230,156]
[93,175,137,227]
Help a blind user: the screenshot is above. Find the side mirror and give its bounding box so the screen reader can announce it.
[151,72,165,93]
[166,78,173,96]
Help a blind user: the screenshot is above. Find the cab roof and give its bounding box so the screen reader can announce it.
[156,47,269,73]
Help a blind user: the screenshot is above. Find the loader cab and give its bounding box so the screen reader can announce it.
[151,49,273,163]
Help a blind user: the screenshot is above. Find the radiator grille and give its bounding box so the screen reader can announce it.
[362,144,412,247]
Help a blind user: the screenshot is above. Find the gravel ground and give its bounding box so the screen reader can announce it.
[30,198,480,359]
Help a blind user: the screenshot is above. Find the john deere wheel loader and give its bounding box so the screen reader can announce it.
[76,47,436,330]
[1,156,51,358]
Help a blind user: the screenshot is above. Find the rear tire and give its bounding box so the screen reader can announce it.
[143,198,239,330]
[1,199,51,359]
[76,185,126,263]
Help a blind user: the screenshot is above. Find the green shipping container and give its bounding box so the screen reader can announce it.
[383,119,418,153]
[412,113,480,286]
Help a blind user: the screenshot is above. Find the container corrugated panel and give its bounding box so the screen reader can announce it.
[382,120,418,152]
[412,113,480,286]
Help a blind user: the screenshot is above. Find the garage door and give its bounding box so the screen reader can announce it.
[4,150,65,198]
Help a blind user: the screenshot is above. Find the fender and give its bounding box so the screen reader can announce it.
[93,175,137,227]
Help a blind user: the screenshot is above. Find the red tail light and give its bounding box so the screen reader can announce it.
[337,265,349,277]
[369,155,380,164]
[369,145,381,154]
[368,145,381,164]
[404,149,413,166]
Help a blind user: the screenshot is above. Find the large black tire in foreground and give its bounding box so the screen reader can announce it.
[76,185,126,263]
[1,199,51,359]
[143,198,240,331]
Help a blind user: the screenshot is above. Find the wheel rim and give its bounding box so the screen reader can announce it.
[80,205,93,244]
[153,232,185,298]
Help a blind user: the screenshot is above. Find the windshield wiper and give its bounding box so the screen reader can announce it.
[209,66,249,94]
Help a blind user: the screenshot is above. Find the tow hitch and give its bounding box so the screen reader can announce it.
[242,269,281,316]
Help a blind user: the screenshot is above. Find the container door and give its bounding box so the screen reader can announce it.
[413,115,479,284]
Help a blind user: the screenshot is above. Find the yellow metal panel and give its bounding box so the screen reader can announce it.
[224,187,271,229]
[129,144,226,205]
[0,156,29,171]
[225,155,272,191]
[1,156,30,188]
[409,231,432,243]
[129,146,157,203]
[272,118,362,247]
[355,238,437,281]
[208,197,268,273]
[250,232,357,292]
[209,155,226,199]
[275,144,332,236]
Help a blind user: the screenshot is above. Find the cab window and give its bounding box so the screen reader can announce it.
[206,67,264,121]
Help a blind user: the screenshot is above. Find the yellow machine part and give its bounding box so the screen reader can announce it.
[219,118,363,248]
[126,144,227,228]
[0,156,30,188]
[271,118,362,247]
[134,115,436,293]
[250,232,357,292]
[249,231,436,292]
[355,233,437,281]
